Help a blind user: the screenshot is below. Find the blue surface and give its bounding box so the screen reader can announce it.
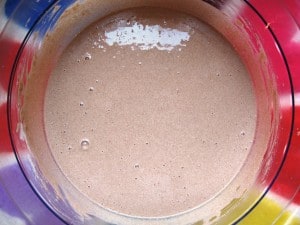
[4,0,55,29]
[0,1,66,224]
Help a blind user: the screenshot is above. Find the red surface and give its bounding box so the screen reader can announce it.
[0,38,20,153]
[250,0,300,204]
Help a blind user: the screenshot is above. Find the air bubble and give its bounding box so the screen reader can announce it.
[81,139,90,150]
[84,52,92,60]
[138,61,142,65]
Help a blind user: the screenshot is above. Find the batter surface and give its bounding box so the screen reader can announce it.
[44,7,256,217]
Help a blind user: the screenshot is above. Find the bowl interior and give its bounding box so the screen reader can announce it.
[9,0,292,224]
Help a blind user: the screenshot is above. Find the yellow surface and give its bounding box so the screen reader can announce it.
[240,197,300,225]
[198,192,300,225]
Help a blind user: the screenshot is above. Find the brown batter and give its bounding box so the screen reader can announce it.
[43,7,256,217]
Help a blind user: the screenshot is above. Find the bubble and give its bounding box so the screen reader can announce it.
[84,52,92,60]
[138,61,142,65]
[81,139,90,150]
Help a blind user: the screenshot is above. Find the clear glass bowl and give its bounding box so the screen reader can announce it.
[1,0,299,224]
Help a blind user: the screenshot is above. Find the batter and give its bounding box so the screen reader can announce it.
[43,7,256,217]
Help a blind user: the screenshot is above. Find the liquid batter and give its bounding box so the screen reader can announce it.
[43,7,256,217]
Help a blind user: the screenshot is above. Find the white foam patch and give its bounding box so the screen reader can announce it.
[292,31,300,43]
[103,22,191,51]
[0,1,29,43]
[267,190,300,218]
[0,210,26,225]
[0,153,18,169]
[0,0,7,32]
[0,83,7,107]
